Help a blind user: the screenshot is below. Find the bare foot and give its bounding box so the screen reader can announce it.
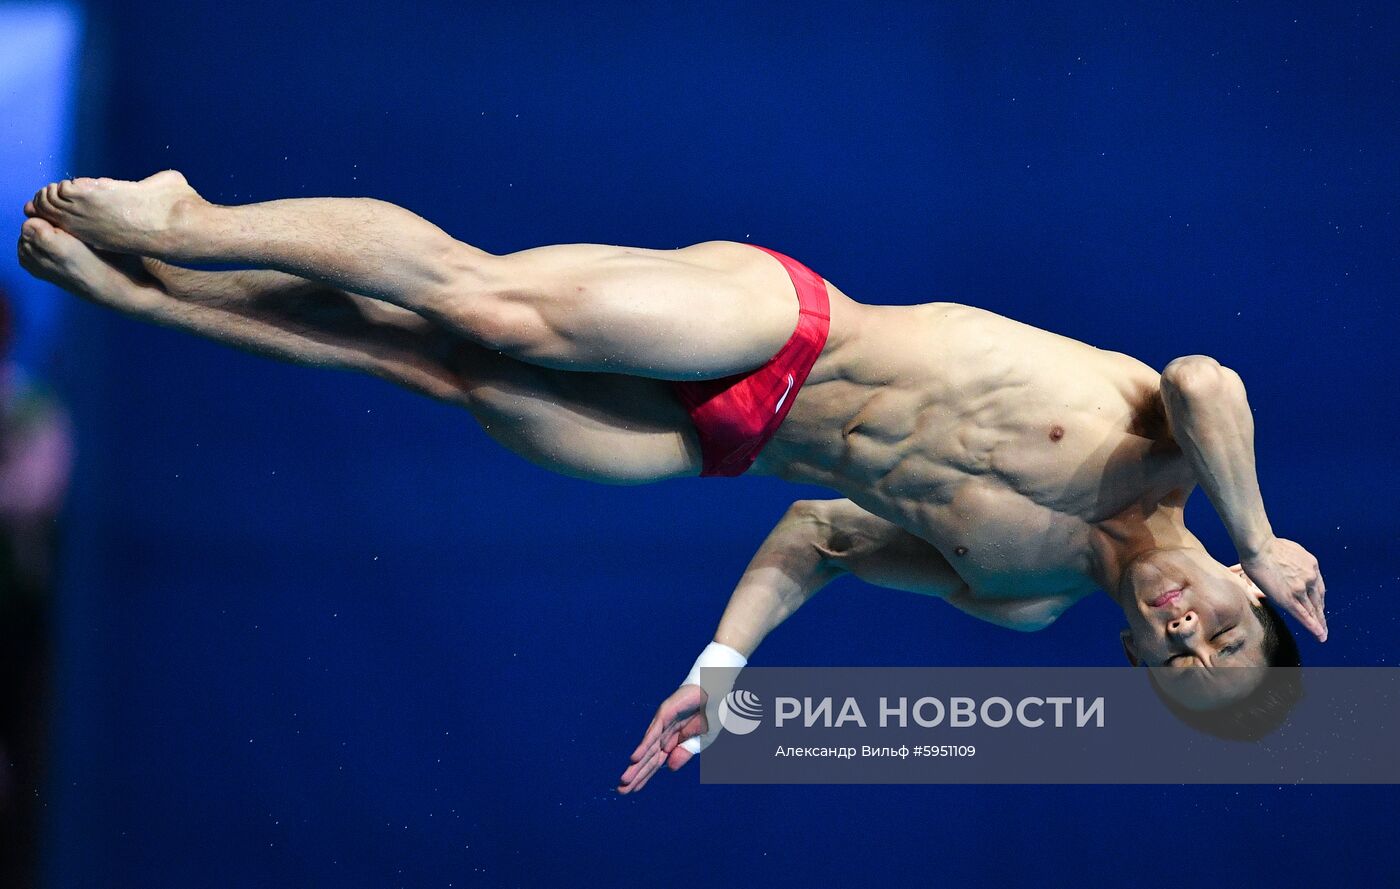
[28,170,206,257]
[17,217,165,315]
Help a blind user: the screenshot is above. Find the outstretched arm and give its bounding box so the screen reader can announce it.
[618,498,966,793]
[1159,354,1327,640]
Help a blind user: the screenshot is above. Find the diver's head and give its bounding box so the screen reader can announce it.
[1116,543,1302,739]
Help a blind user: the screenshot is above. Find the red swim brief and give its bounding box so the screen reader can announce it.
[671,244,831,477]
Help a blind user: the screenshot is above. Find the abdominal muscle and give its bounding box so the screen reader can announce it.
[765,299,1194,601]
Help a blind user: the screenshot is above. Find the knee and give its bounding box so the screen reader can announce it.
[435,254,569,357]
[453,296,551,355]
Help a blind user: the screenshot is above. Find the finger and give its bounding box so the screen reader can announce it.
[1298,604,1325,642]
[1312,579,1328,641]
[629,750,667,793]
[1297,602,1322,638]
[1307,584,1324,624]
[619,744,665,788]
[628,727,659,763]
[1308,607,1326,642]
[666,746,695,771]
[618,755,652,788]
[621,742,658,781]
[660,717,697,755]
[634,757,666,792]
[636,709,691,763]
[630,702,686,761]
[1281,595,1320,639]
[628,716,663,762]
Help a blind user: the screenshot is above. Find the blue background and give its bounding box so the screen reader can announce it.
[12,0,1399,885]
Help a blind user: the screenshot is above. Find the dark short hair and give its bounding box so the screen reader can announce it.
[1147,600,1303,741]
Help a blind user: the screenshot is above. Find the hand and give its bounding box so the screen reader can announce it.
[617,684,708,794]
[1234,536,1328,642]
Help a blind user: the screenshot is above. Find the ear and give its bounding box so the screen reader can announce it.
[1119,629,1142,666]
[1228,563,1267,606]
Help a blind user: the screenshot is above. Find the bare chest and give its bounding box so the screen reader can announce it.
[784,307,1194,597]
[873,415,1187,595]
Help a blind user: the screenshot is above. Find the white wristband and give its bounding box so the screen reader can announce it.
[680,641,748,755]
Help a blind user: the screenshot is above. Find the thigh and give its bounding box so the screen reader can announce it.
[453,341,703,483]
[478,240,805,379]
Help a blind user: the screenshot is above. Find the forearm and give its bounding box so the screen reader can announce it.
[171,196,490,307]
[676,500,957,756]
[710,501,847,658]
[1161,355,1274,559]
[675,502,844,755]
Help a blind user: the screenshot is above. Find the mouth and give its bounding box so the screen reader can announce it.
[1148,588,1184,608]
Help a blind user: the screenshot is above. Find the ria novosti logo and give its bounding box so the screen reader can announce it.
[717,689,764,736]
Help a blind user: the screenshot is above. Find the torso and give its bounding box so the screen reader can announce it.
[760,291,1199,614]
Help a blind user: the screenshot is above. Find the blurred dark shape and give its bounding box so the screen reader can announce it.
[0,285,72,889]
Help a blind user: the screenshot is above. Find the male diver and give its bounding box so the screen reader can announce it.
[17,172,1326,793]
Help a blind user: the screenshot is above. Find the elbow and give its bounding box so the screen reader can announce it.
[1162,354,1243,399]
[782,499,851,571]
[784,498,835,545]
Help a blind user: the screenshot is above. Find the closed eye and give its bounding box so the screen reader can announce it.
[1163,624,1240,666]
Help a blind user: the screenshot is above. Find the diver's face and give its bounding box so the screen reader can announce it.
[1119,546,1269,709]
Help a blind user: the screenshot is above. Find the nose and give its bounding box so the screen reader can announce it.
[1167,610,1198,637]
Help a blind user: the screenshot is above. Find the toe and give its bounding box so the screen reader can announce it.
[20,216,51,242]
[35,183,70,221]
[18,219,57,276]
[23,199,36,217]
[21,217,77,257]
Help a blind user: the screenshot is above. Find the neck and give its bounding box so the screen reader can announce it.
[1088,505,1199,609]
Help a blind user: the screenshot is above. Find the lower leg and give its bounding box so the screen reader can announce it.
[28,171,490,320]
[17,217,471,404]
